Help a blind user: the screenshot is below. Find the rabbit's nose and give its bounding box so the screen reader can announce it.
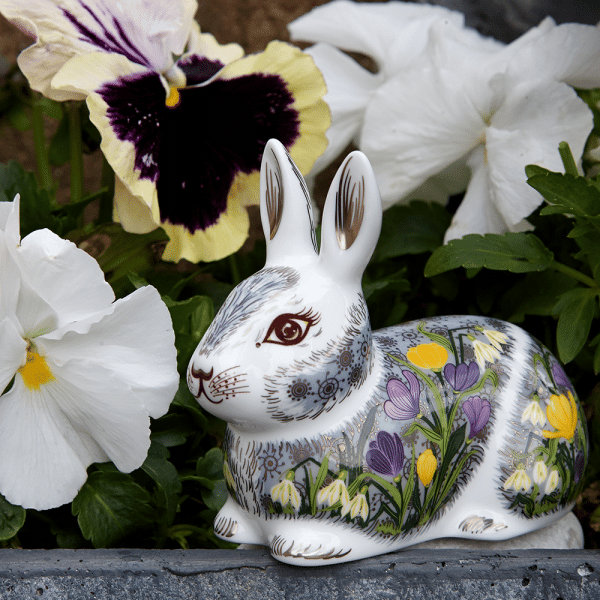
[191,366,213,382]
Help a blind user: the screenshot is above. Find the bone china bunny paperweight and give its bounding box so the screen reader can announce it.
[187,139,587,566]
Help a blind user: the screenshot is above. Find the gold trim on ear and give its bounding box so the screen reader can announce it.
[335,159,365,250]
[265,151,283,240]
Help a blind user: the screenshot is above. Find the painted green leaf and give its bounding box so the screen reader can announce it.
[374,201,451,259]
[425,233,553,276]
[553,287,599,363]
[0,494,25,541]
[72,472,154,548]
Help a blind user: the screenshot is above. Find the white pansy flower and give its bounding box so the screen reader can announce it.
[0,196,179,510]
[504,467,531,493]
[290,1,600,238]
[533,460,549,485]
[545,469,560,494]
[271,472,301,510]
[522,400,546,428]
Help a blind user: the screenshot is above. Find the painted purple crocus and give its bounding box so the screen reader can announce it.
[462,396,491,438]
[443,362,479,392]
[552,363,573,391]
[385,371,421,421]
[366,431,405,478]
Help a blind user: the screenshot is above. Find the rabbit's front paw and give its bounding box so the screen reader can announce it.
[214,498,265,545]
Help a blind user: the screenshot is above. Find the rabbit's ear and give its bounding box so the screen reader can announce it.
[319,151,382,284]
[260,139,318,266]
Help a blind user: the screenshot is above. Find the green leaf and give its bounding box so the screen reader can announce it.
[0,494,25,541]
[201,480,227,512]
[141,442,182,525]
[374,201,451,260]
[527,171,600,221]
[363,269,410,300]
[424,233,554,276]
[196,447,224,481]
[553,287,599,363]
[502,271,578,322]
[151,413,196,447]
[72,471,154,548]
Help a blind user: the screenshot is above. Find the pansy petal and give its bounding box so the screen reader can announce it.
[0,0,199,100]
[113,176,160,233]
[14,228,115,324]
[39,285,178,419]
[0,378,108,510]
[361,67,482,208]
[0,318,27,394]
[289,0,464,76]
[305,43,382,173]
[184,30,244,66]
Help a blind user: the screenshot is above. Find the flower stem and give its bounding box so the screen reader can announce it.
[68,102,84,204]
[32,102,53,192]
[550,259,598,288]
[558,141,578,177]
[99,155,115,223]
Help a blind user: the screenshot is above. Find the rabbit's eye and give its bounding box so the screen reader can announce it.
[263,312,317,346]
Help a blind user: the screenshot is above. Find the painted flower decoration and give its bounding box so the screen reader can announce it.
[522,399,546,428]
[346,487,369,521]
[543,391,578,441]
[271,471,301,510]
[533,460,548,485]
[0,0,329,263]
[366,431,405,478]
[545,469,559,494]
[417,448,437,487]
[504,467,531,493]
[443,361,479,392]
[290,1,600,240]
[478,327,508,351]
[552,362,573,391]
[0,196,179,510]
[407,342,448,372]
[317,472,350,511]
[471,338,501,370]
[385,371,421,420]
[462,396,491,438]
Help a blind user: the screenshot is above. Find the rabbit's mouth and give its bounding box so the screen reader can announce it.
[189,365,223,404]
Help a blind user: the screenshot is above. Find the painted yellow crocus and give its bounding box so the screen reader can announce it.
[407,343,448,372]
[417,449,437,487]
[542,391,577,441]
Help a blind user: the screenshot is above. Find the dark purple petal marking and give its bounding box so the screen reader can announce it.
[462,396,491,438]
[444,362,479,392]
[178,55,224,85]
[99,69,300,233]
[61,3,151,68]
[366,431,405,477]
[384,371,421,420]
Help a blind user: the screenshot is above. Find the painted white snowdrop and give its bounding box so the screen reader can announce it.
[290,1,600,240]
[0,196,179,510]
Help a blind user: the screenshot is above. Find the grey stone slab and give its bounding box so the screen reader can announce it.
[0,548,599,599]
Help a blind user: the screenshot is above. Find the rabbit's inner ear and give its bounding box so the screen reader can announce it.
[335,159,365,250]
[264,148,284,241]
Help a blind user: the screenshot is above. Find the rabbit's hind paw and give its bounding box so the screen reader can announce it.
[269,533,352,565]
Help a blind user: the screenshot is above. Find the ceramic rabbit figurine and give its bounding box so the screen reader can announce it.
[187,139,587,566]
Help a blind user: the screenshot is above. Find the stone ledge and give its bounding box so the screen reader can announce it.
[0,548,598,599]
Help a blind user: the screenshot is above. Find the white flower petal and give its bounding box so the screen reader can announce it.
[0,318,27,394]
[0,379,106,510]
[0,0,198,98]
[361,68,483,207]
[289,0,464,76]
[305,43,382,172]
[16,228,115,324]
[40,285,178,419]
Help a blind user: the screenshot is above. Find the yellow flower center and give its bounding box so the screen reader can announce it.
[18,349,54,390]
[165,86,181,108]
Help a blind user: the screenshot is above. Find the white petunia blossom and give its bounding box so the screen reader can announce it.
[0,196,179,510]
[289,1,600,239]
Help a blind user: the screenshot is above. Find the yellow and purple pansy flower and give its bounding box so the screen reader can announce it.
[0,0,330,262]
